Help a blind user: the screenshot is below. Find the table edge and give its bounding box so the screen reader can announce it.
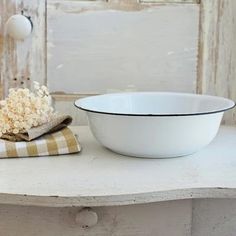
[0,187,236,207]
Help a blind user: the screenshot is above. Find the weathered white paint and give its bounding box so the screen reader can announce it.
[0,200,192,236]
[47,1,199,94]
[192,199,236,236]
[197,0,236,125]
[1,0,235,127]
[141,0,199,3]
[0,2,236,235]
[0,0,46,96]
[0,125,236,207]
[48,0,236,126]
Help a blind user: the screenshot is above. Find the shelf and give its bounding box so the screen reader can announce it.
[0,126,236,207]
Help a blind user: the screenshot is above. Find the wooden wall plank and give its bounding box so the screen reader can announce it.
[3,0,236,126]
[0,0,46,97]
[0,12,4,98]
[197,0,236,125]
[47,1,199,94]
[141,0,199,3]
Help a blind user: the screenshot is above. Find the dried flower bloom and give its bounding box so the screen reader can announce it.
[0,82,55,137]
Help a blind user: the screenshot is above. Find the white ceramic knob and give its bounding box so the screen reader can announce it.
[75,208,98,228]
[6,14,32,40]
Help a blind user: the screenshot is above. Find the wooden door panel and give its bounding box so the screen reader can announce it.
[47,1,199,94]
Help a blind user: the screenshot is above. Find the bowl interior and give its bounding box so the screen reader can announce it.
[75,92,235,116]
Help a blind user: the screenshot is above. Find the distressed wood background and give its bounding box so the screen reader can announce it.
[0,0,46,98]
[0,0,235,125]
[47,1,199,94]
[197,0,236,125]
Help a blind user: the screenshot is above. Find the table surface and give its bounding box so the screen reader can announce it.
[0,126,236,207]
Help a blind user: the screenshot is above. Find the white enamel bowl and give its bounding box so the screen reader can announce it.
[75,92,235,158]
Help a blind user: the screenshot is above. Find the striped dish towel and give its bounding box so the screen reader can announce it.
[0,127,81,158]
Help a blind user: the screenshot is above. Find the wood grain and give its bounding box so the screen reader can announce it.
[0,0,46,97]
[197,0,236,125]
[141,0,199,3]
[1,0,236,126]
[0,21,3,99]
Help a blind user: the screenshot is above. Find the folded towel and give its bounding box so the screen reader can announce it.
[0,127,81,158]
[1,114,73,142]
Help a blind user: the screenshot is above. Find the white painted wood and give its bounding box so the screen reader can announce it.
[0,0,46,96]
[0,200,192,236]
[197,0,236,125]
[141,0,199,3]
[192,199,236,236]
[47,1,199,94]
[0,125,236,207]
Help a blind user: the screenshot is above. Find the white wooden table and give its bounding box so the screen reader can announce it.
[1,126,236,236]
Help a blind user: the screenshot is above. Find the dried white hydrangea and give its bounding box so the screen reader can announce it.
[0,81,55,137]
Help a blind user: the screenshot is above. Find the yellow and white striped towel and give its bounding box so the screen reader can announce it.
[0,127,81,158]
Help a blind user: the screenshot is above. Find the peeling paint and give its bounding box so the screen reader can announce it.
[0,0,46,96]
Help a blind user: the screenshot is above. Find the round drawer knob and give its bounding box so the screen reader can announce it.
[75,208,98,228]
[6,13,33,40]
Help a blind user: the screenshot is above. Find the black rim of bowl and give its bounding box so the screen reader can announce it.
[74,100,236,117]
